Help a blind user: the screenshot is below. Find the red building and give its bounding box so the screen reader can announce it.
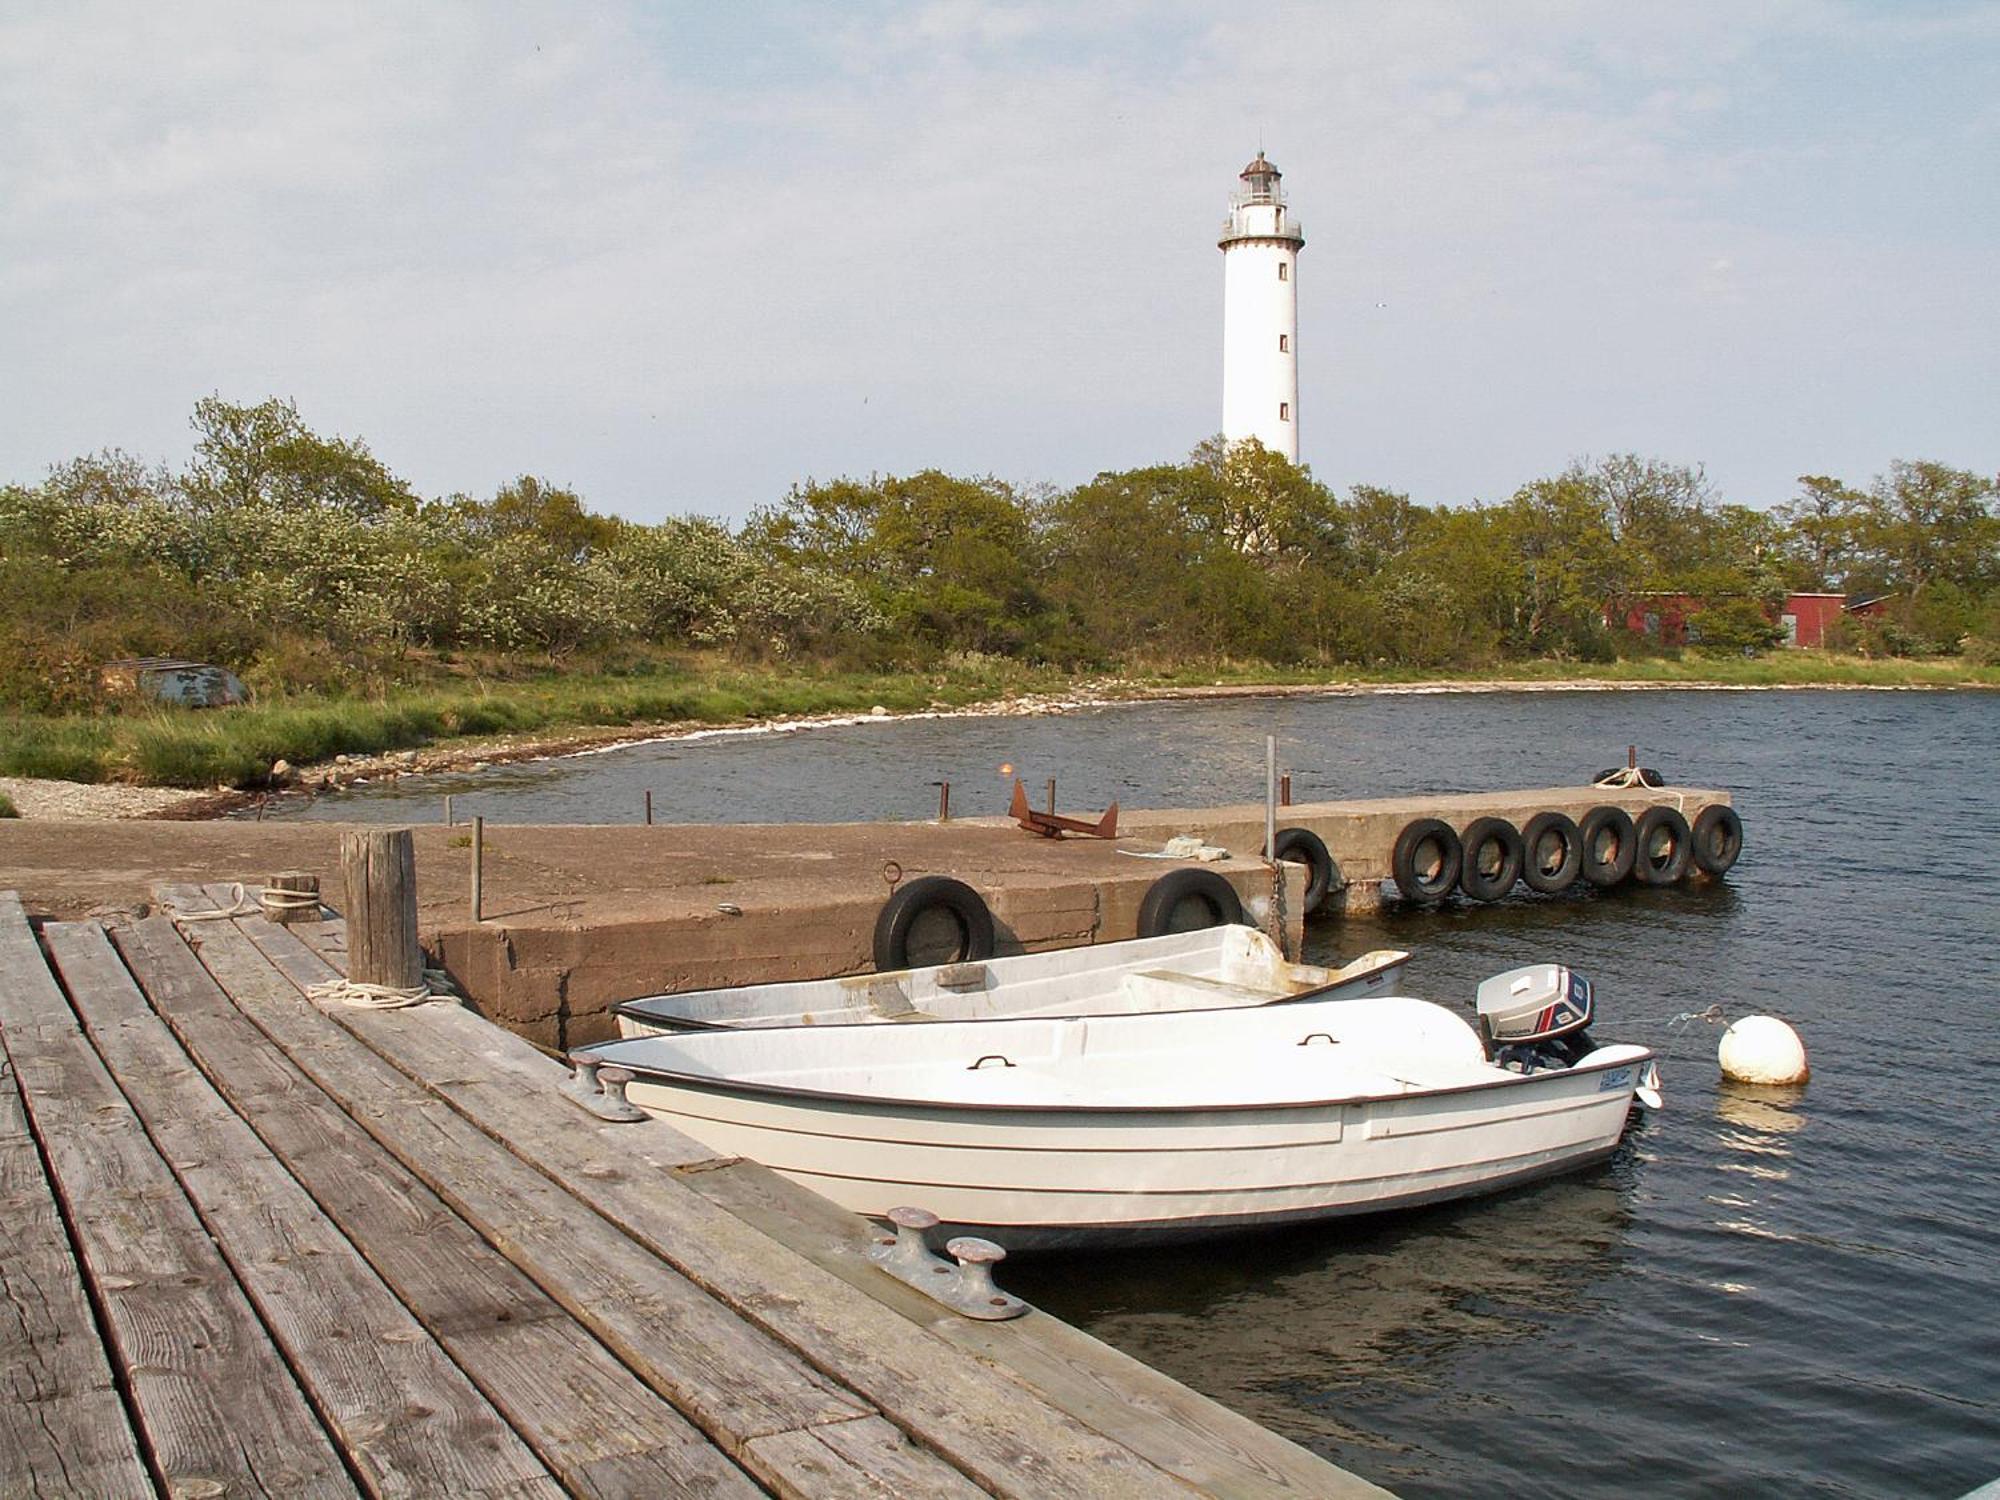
[1777,593,1846,649]
[1609,591,1875,649]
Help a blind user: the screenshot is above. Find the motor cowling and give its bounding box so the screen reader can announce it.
[1476,964,1596,1072]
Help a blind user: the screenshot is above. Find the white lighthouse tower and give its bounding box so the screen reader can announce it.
[1219,152,1305,462]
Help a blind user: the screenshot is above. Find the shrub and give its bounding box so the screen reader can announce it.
[0,790,18,818]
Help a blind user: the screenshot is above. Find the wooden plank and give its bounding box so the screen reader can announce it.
[0,895,355,1498]
[676,1161,1390,1500]
[112,917,762,1500]
[168,908,964,1500]
[745,1416,987,1500]
[233,912,1231,1500]
[272,900,1382,1499]
[0,1045,155,1500]
[39,921,560,1499]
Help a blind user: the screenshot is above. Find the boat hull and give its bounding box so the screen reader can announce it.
[617,1054,1647,1249]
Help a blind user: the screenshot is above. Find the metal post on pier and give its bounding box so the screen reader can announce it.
[644,790,653,825]
[443,794,453,826]
[471,815,485,923]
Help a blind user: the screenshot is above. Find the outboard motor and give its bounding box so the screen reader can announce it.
[1476,964,1597,1073]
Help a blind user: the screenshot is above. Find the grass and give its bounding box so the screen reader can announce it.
[0,790,17,818]
[1,651,1991,790]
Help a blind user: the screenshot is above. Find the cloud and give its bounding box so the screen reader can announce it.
[1,0,1993,519]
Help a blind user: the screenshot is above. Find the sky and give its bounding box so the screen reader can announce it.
[2,1,1995,524]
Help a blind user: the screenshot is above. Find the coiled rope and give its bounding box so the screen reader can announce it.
[305,972,451,1011]
[173,882,325,922]
[171,885,449,1009]
[1593,767,1689,812]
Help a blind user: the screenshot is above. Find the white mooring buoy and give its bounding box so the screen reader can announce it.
[1718,1015,1810,1086]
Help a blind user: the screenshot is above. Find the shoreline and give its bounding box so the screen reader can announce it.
[4,672,1989,822]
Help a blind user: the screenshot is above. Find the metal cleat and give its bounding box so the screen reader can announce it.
[867,1207,1028,1320]
[561,1053,649,1123]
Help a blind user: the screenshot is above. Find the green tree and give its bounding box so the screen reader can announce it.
[182,396,417,517]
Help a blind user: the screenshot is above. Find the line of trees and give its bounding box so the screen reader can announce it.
[2,396,1995,713]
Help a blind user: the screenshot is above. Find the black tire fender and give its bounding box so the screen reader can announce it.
[873,876,996,971]
[1632,805,1693,885]
[1691,803,1744,876]
[1519,811,1582,895]
[1577,806,1637,888]
[1391,818,1462,903]
[1136,869,1244,937]
[1270,826,1338,915]
[1458,817,1524,902]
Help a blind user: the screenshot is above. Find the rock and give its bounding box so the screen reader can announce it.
[270,758,293,783]
[394,750,419,765]
[870,704,889,717]
[335,754,351,765]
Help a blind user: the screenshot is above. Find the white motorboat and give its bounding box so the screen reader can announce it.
[582,963,1660,1248]
[615,924,1409,1037]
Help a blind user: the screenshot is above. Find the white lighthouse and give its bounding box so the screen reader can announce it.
[1219,152,1305,462]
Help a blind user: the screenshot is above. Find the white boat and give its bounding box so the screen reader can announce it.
[582,965,1660,1249]
[615,924,1409,1037]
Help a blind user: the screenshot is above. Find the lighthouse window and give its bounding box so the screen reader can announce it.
[1278,334,1289,352]
[1277,263,1288,281]
[1279,402,1290,421]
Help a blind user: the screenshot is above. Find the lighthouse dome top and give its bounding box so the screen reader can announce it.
[1240,152,1281,181]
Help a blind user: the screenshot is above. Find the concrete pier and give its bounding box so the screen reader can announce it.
[0,781,1729,1052]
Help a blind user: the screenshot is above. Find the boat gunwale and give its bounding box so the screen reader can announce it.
[587,1036,1655,1118]
[612,947,1413,1029]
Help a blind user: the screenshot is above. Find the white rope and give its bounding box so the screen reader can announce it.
[259,887,324,919]
[306,968,457,1011]
[172,883,261,921]
[1594,767,1688,812]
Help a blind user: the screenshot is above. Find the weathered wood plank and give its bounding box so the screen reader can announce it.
[684,1161,1390,1499]
[170,907,963,1500]
[0,895,354,1498]
[745,1416,988,1500]
[0,1043,155,1500]
[234,912,1224,1500]
[40,921,560,1499]
[113,917,762,1500]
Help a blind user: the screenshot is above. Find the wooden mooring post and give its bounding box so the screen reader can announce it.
[341,828,423,990]
[262,870,320,925]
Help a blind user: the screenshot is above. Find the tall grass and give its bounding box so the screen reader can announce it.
[3,653,1990,790]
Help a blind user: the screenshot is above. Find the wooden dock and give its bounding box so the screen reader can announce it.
[0,885,1388,1498]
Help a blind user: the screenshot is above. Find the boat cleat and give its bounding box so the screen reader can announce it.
[561,1053,650,1123]
[869,1206,1028,1320]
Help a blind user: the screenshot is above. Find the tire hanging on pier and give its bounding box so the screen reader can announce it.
[873,876,996,971]
[1457,817,1524,903]
[1577,806,1637,888]
[1519,811,1582,895]
[1269,826,1338,915]
[1136,869,1244,937]
[1631,806,1693,885]
[1391,818,1462,903]
[1691,804,1744,876]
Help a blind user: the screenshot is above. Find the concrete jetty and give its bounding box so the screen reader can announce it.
[0,781,1729,1052]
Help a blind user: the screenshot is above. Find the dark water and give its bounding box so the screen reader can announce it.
[269,688,2000,1497]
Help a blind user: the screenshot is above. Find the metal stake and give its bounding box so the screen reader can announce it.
[644,789,653,825]
[471,815,484,923]
[1280,772,1292,807]
[444,794,453,826]
[1264,735,1278,863]
[937,781,951,822]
